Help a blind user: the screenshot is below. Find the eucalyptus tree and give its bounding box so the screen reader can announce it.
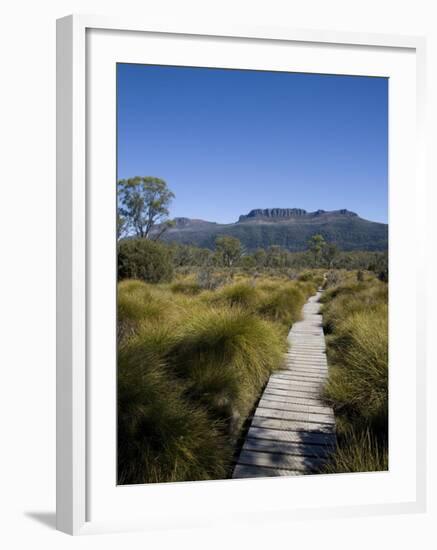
[117,176,175,239]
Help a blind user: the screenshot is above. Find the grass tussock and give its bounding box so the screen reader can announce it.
[170,279,203,295]
[118,337,230,484]
[170,308,285,432]
[322,429,388,474]
[117,273,313,484]
[208,282,261,310]
[321,276,388,473]
[258,284,306,328]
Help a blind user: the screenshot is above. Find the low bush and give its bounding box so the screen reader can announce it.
[118,238,174,283]
[196,268,230,290]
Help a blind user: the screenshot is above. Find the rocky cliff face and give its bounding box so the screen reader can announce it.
[238,208,357,222]
[239,208,307,221]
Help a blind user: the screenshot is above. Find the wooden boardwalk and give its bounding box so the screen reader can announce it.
[233,290,335,478]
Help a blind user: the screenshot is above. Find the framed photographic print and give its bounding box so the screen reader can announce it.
[56,15,427,535]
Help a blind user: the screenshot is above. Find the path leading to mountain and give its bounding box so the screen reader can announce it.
[232,289,336,478]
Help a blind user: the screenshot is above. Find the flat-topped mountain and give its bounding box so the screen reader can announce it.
[238,208,358,222]
[158,208,387,252]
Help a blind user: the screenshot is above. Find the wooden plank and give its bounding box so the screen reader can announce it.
[271,376,327,384]
[287,360,326,363]
[262,397,328,410]
[255,407,335,425]
[286,352,325,357]
[265,388,322,400]
[259,397,333,415]
[273,379,327,387]
[232,464,303,479]
[267,380,324,391]
[283,364,328,371]
[260,393,328,407]
[272,372,327,381]
[243,437,333,458]
[236,450,324,471]
[288,345,326,348]
[286,355,327,361]
[250,416,334,433]
[283,362,328,369]
[276,369,326,377]
[285,358,327,363]
[264,387,322,399]
[276,369,327,377]
[246,426,336,446]
[288,354,326,358]
[280,366,328,373]
[266,382,324,392]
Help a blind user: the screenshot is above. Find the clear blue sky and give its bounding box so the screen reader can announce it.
[117,64,388,224]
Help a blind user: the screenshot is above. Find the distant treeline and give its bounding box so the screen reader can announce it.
[170,241,388,272]
[118,235,388,285]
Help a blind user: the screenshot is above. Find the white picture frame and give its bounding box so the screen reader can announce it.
[56,14,427,536]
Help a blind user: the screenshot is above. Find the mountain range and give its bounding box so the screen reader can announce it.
[157,208,388,252]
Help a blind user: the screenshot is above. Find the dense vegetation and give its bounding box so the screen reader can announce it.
[117,275,318,484]
[118,238,174,283]
[118,237,388,282]
[320,273,388,473]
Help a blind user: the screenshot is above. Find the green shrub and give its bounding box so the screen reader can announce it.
[118,238,174,283]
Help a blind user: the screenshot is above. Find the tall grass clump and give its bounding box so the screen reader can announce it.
[321,276,388,473]
[170,279,202,295]
[117,279,189,343]
[169,307,286,436]
[207,282,261,310]
[257,283,308,329]
[325,304,388,432]
[118,329,230,484]
[321,428,388,474]
[321,280,387,335]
